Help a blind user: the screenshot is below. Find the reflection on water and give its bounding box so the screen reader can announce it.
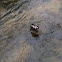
[30,28,39,38]
[31,32,39,38]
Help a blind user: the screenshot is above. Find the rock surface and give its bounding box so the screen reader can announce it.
[0,0,62,62]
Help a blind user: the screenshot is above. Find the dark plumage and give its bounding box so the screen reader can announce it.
[30,24,39,32]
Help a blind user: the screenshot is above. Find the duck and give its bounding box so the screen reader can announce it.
[30,24,39,32]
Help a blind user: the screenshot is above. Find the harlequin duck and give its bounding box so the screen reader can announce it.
[30,24,39,37]
[30,24,39,32]
[30,24,39,33]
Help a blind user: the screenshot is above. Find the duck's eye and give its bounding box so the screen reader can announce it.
[37,26,38,27]
[37,26,39,28]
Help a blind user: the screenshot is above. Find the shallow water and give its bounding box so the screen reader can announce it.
[0,0,62,62]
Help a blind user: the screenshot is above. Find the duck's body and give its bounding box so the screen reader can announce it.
[30,24,39,32]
